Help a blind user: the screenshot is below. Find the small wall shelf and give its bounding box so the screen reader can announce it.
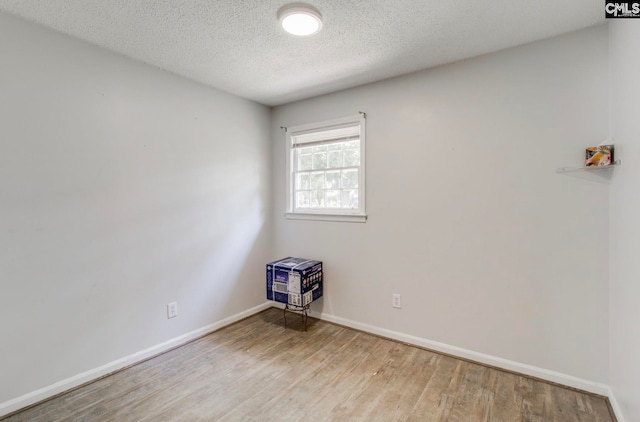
[556,160,621,174]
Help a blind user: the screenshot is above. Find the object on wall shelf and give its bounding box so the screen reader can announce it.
[556,160,621,174]
[585,144,614,167]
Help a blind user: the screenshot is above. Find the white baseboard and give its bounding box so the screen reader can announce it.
[2,303,619,420]
[307,308,611,397]
[607,388,626,422]
[0,302,272,419]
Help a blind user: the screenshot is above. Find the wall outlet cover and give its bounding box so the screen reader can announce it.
[167,302,178,319]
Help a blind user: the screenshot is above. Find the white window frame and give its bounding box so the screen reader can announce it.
[285,114,367,223]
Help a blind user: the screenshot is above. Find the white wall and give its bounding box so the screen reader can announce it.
[272,25,610,383]
[0,12,271,407]
[609,21,640,422]
[0,9,616,416]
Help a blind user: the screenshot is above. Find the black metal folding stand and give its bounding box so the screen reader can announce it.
[283,303,310,331]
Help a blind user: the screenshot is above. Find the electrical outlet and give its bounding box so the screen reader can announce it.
[392,294,402,309]
[167,302,178,319]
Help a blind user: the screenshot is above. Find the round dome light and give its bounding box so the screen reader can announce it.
[278,4,322,36]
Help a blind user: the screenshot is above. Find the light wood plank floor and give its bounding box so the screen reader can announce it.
[3,308,615,422]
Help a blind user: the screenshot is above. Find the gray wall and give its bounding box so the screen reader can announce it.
[0,10,621,418]
[0,12,272,404]
[271,25,610,384]
[609,20,640,422]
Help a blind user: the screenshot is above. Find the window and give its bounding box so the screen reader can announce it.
[285,114,366,222]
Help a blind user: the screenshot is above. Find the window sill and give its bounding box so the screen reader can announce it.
[285,212,367,223]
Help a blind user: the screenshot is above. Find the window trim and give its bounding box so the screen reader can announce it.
[285,114,367,223]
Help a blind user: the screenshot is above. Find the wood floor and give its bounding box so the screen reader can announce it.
[4,308,615,422]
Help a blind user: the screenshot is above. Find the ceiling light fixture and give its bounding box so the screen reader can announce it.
[278,3,323,37]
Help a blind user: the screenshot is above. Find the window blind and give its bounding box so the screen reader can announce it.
[292,124,360,147]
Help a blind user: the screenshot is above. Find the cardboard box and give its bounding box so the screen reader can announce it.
[266,257,323,307]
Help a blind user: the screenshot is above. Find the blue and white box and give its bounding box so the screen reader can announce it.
[266,257,323,306]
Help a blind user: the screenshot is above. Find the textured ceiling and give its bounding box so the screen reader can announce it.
[0,1,604,106]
